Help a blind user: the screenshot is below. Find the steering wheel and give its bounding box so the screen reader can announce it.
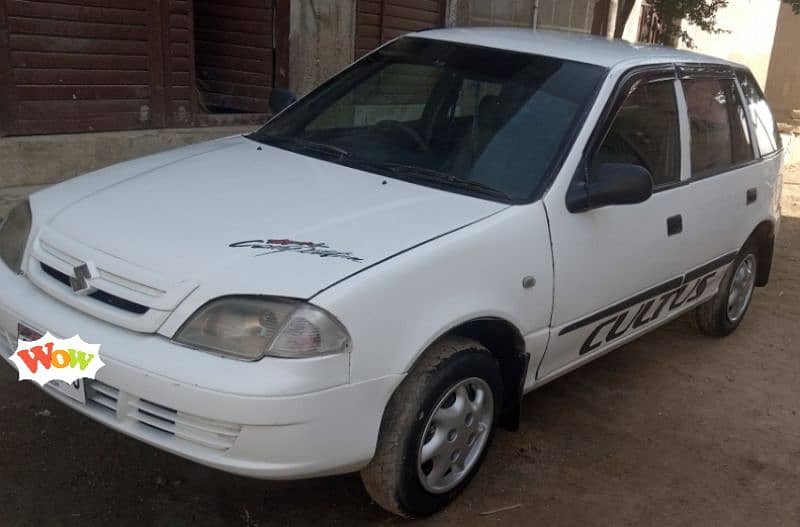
[375,120,430,152]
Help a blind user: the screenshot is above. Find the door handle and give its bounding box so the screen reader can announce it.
[667,215,683,236]
[747,188,757,205]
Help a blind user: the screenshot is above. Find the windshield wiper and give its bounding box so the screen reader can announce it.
[255,135,350,160]
[360,161,512,201]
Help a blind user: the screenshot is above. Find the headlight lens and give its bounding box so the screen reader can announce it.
[0,200,32,274]
[174,297,351,360]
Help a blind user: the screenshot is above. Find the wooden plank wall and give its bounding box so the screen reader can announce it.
[273,0,289,89]
[5,0,158,135]
[0,0,11,135]
[194,0,274,113]
[163,0,194,126]
[0,0,285,136]
[356,0,445,58]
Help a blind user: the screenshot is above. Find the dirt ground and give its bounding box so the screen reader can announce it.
[1,168,799,526]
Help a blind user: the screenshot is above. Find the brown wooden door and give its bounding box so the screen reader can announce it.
[356,0,446,58]
[0,0,288,136]
[193,0,275,114]
[0,0,171,135]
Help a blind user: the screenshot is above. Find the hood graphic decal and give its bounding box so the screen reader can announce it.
[230,239,364,263]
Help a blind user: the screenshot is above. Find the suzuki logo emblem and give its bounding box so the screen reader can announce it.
[69,263,97,296]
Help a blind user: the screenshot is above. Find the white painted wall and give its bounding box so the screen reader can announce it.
[677,0,781,87]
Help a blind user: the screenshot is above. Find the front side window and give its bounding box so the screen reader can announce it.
[682,77,755,177]
[736,70,782,157]
[252,38,607,202]
[592,79,681,188]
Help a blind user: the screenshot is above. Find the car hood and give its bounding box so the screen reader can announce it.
[41,136,507,299]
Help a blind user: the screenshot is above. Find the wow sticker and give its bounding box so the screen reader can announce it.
[9,333,103,386]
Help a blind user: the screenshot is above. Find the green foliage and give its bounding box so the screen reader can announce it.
[644,0,800,48]
[783,0,800,13]
[652,0,730,48]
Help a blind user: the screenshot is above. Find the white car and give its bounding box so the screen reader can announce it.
[0,29,782,517]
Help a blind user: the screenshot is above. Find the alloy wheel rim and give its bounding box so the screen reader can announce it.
[727,254,756,323]
[417,377,494,494]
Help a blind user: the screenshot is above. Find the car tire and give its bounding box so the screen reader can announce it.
[695,238,759,337]
[361,336,503,518]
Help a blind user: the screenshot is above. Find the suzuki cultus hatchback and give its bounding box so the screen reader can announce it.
[0,29,782,517]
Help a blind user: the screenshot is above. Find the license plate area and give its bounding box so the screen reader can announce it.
[17,322,43,342]
[17,323,87,405]
[48,379,87,405]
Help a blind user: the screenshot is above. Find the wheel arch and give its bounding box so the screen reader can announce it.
[407,317,529,432]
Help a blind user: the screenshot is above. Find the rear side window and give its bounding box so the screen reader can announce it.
[592,79,681,188]
[736,70,782,156]
[682,78,755,177]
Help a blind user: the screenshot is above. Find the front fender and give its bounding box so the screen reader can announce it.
[312,202,554,384]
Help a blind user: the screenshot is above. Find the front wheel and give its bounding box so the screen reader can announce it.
[696,238,759,337]
[361,337,502,518]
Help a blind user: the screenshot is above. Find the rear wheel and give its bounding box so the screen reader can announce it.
[361,337,502,518]
[696,239,759,337]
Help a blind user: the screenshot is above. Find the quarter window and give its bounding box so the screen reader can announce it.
[593,79,681,188]
[682,78,755,177]
[736,70,782,157]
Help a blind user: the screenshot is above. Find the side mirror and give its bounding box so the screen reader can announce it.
[566,163,654,213]
[269,88,297,115]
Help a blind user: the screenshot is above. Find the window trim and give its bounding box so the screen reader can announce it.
[674,73,692,183]
[734,72,762,162]
[678,65,760,182]
[734,67,784,160]
[677,63,736,81]
[565,62,780,212]
[685,156,762,182]
[567,63,682,204]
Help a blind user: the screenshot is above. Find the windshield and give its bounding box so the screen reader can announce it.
[250,38,607,203]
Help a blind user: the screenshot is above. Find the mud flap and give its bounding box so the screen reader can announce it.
[498,351,530,431]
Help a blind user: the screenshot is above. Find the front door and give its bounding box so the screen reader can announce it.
[538,66,703,379]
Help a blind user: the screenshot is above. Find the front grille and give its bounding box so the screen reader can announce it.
[84,380,241,453]
[86,380,120,415]
[29,228,198,333]
[128,398,241,451]
[40,264,149,315]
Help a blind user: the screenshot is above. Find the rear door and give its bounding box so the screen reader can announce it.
[675,65,759,277]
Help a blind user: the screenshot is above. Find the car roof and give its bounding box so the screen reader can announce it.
[410,27,739,70]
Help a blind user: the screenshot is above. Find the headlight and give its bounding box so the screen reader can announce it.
[174,297,351,360]
[0,200,32,274]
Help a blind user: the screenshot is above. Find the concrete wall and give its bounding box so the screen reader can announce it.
[449,0,536,27]
[289,0,357,97]
[449,0,600,33]
[0,126,254,188]
[765,4,800,121]
[677,0,781,88]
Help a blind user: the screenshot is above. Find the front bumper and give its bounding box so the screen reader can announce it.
[0,265,403,479]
